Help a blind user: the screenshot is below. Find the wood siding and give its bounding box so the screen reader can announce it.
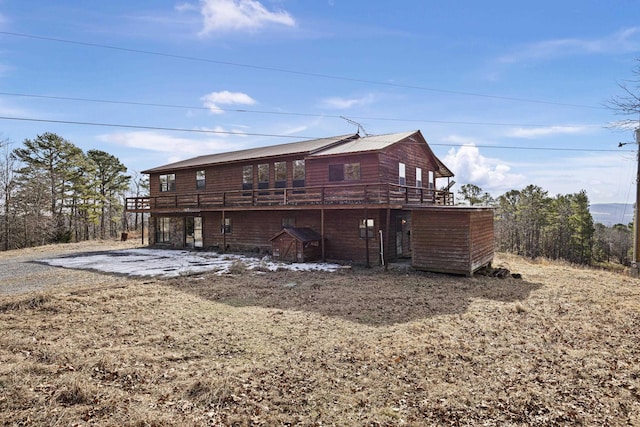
[305,153,380,186]
[411,207,494,275]
[148,155,308,198]
[150,209,388,264]
[379,141,438,188]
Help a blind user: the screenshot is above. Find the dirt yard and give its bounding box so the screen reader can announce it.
[1,242,639,425]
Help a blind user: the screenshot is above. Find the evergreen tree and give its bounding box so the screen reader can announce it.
[13,133,84,242]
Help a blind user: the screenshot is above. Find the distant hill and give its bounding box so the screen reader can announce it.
[589,203,634,227]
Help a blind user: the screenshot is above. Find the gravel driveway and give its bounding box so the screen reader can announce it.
[0,240,142,295]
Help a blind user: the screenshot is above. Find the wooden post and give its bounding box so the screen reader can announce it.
[321,208,326,261]
[364,208,370,268]
[632,127,640,277]
[385,208,391,271]
[222,210,226,253]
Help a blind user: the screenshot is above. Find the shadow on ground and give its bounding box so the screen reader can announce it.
[164,266,543,326]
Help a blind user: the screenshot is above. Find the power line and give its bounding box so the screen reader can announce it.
[0,31,606,111]
[0,91,605,129]
[0,115,629,153]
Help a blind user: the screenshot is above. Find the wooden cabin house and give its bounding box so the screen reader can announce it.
[126,130,494,275]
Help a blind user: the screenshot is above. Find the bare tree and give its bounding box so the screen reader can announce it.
[0,139,16,251]
[608,58,640,127]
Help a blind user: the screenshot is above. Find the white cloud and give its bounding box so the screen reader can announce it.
[201,90,257,114]
[444,143,525,194]
[194,0,295,35]
[506,125,592,139]
[97,131,236,156]
[320,94,375,110]
[499,27,640,64]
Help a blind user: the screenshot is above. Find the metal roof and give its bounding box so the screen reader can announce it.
[309,130,418,156]
[142,133,358,173]
[142,129,454,178]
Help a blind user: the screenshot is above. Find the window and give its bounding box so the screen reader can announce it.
[399,163,406,186]
[275,161,287,188]
[242,165,253,190]
[159,174,175,192]
[416,167,422,188]
[428,171,435,189]
[329,164,344,182]
[258,163,269,190]
[156,217,171,243]
[293,160,305,187]
[359,218,375,239]
[345,163,360,181]
[329,163,361,182]
[196,170,205,190]
[282,217,295,228]
[221,217,232,234]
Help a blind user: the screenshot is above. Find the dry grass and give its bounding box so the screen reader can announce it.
[1,250,640,425]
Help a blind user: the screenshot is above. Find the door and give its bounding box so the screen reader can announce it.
[396,216,404,257]
[185,217,203,249]
[396,215,411,258]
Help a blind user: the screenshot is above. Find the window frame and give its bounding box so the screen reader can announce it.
[292,159,305,187]
[399,163,406,186]
[329,163,361,182]
[159,173,176,192]
[196,170,206,190]
[274,161,287,189]
[258,163,269,190]
[221,217,232,234]
[156,217,172,243]
[242,165,254,191]
[359,218,375,239]
[416,167,422,188]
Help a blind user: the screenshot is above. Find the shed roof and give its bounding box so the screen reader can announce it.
[270,227,322,243]
[143,134,358,173]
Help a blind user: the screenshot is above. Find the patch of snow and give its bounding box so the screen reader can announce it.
[40,249,341,278]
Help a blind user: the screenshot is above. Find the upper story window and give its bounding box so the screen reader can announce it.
[196,170,205,190]
[399,163,406,186]
[159,173,176,192]
[416,167,422,188]
[329,163,360,182]
[242,165,253,190]
[293,160,305,187]
[275,161,287,188]
[428,170,435,189]
[258,164,269,189]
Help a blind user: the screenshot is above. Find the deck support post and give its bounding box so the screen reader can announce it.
[321,208,326,262]
[385,208,391,271]
[222,210,226,253]
[364,208,370,268]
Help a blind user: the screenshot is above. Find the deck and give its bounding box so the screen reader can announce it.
[126,183,454,212]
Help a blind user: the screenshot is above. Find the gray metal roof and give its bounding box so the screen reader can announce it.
[142,130,454,178]
[142,133,358,173]
[309,130,418,156]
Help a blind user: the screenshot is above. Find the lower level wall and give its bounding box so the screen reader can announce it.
[150,209,397,265]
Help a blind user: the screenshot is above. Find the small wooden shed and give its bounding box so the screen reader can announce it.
[270,227,322,262]
[410,207,494,276]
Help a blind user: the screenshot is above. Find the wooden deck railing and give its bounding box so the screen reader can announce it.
[125,183,454,212]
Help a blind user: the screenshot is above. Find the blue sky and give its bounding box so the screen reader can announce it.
[0,0,639,204]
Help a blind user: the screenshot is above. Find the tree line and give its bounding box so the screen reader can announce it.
[458,183,632,266]
[0,132,148,251]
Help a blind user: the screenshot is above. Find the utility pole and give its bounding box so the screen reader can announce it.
[632,127,640,278]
